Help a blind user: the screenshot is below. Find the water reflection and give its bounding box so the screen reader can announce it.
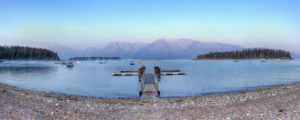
[0,66,56,75]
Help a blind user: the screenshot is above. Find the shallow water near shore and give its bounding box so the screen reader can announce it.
[0,60,300,98]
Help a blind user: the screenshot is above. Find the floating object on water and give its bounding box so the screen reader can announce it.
[99,62,106,64]
[129,62,135,65]
[76,61,81,64]
[261,60,267,62]
[112,73,138,76]
[234,60,240,62]
[162,72,187,75]
[58,62,67,65]
[66,64,74,67]
[177,72,188,75]
[139,61,146,64]
[275,59,281,62]
[165,73,174,75]
[66,62,74,67]
[161,70,180,72]
[125,73,134,76]
[112,73,122,76]
[120,70,138,73]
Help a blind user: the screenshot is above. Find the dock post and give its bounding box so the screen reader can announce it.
[154,66,161,81]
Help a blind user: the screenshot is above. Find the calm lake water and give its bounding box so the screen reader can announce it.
[0,60,300,98]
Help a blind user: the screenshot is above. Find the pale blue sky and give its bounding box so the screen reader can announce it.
[0,0,300,52]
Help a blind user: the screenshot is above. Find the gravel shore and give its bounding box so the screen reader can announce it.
[1,83,300,119]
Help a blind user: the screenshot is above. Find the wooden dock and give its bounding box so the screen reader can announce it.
[112,64,187,103]
[139,67,160,103]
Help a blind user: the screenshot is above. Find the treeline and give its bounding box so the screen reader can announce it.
[197,48,292,60]
[69,57,121,61]
[0,46,59,60]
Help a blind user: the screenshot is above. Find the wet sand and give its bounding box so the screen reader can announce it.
[1,82,300,119]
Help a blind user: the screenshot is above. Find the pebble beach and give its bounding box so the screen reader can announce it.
[1,82,300,119]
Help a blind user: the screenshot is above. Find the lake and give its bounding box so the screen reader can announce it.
[0,60,300,98]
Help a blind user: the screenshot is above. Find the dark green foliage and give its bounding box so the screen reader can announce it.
[0,46,59,60]
[197,48,292,60]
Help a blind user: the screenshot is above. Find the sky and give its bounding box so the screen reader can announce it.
[0,0,300,52]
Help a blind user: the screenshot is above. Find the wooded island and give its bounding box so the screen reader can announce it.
[197,48,292,60]
[0,46,59,60]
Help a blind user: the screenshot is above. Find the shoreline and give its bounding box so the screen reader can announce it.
[1,82,300,119]
[0,81,296,99]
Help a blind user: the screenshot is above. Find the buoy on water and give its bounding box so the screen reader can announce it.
[66,62,74,68]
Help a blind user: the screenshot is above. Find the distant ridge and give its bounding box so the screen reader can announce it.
[133,39,243,59]
[99,41,147,58]
[49,39,244,60]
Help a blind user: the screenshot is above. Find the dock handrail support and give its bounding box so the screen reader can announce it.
[154,74,158,90]
[141,75,145,92]
[138,66,146,81]
[138,66,145,76]
[154,66,161,75]
[154,66,161,81]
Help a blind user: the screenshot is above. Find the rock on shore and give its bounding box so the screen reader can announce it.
[1,83,300,119]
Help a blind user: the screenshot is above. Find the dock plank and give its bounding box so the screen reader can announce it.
[140,72,159,103]
[140,93,159,103]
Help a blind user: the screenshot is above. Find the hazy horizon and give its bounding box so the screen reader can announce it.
[1,0,300,53]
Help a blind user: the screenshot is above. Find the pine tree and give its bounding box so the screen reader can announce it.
[0,46,60,60]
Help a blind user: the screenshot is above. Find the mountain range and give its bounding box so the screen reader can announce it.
[48,39,244,60]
